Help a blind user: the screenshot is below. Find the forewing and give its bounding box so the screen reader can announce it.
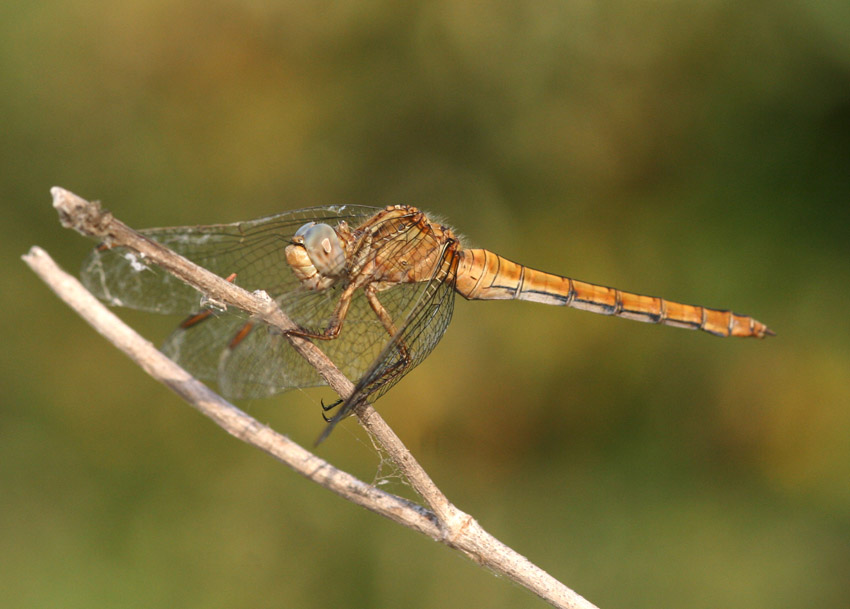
[83,203,458,406]
[82,205,385,398]
[80,205,381,314]
[205,209,458,403]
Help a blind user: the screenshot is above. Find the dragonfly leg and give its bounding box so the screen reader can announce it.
[363,284,411,378]
[284,282,358,341]
[311,285,413,434]
[316,283,415,436]
[320,398,344,421]
[321,397,343,412]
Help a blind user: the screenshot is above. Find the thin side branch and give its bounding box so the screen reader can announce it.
[52,187,451,515]
[24,246,438,535]
[28,187,600,609]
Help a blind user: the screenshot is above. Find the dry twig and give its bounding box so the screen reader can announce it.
[23,187,599,609]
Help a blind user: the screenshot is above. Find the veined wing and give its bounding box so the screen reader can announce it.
[318,237,459,440]
[210,208,459,400]
[82,204,386,398]
[106,204,459,402]
[163,278,442,399]
[80,205,383,315]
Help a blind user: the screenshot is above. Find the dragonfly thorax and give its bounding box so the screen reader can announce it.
[285,221,346,290]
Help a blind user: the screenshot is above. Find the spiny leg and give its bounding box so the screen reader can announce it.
[283,281,358,341]
[320,285,413,427]
[320,398,344,421]
[363,284,411,383]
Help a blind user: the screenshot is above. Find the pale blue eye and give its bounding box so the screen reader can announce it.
[294,222,316,238]
[299,223,344,275]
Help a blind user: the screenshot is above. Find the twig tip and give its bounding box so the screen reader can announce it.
[51,186,87,211]
[22,245,46,262]
[50,185,68,200]
[50,187,109,236]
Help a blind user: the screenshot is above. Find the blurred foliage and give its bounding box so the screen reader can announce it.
[2,1,849,608]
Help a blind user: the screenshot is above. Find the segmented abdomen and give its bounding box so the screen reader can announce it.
[454,249,773,338]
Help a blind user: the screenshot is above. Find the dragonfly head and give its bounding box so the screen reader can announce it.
[286,222,346,286]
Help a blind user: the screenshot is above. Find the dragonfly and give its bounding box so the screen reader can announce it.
[82,204,773,441]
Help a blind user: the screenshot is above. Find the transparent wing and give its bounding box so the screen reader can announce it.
[82,204,385,397]
[190,212,459,400]
[353,246,458,404]
[195,280,438,399]
[80,205,382,314]
[86,204,459,403]
[317,238,459,441]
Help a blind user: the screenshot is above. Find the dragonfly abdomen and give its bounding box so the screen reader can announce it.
[455,248,773,338]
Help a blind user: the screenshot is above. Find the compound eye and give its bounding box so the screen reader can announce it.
[294,222,316,238]
[300,222,345,275]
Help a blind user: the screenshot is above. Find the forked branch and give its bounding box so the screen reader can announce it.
[24,187,599,609]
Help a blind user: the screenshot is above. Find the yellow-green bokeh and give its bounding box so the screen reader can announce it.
[3,1,849,608]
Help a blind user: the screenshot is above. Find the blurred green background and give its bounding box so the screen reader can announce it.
[3,1,849,607]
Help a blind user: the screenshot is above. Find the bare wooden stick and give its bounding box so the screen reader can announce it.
[50,187,454,519]
[29,187,600,609]
[23,245,439,535]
